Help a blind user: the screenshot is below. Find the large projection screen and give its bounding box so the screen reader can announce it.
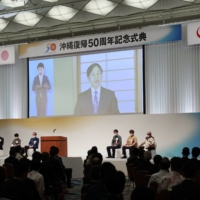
[29,47,143,117]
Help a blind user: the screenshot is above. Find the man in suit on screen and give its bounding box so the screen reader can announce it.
[32,62,51,117]
[74,63,119,115]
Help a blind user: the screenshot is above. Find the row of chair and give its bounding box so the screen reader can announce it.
[0,163,14,183]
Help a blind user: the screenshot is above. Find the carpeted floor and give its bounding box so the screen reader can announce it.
[65,178,133,200]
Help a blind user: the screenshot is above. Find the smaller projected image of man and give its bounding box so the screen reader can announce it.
[32,63,51,117]
[74,63,119,115]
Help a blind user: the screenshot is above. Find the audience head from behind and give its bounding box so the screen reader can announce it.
[14,159,30,180]
[15,145,21,153]
[143,151,152,162]
[182,161,198,180]
[131,186,154,200]
[50,146,57,157]
[138,148,145,159]
[30,159,41,172]
[91,146,98,154]
[90,165,101,182]
[54,146,59,155]
[192,147,200,159]
[131,147,139,157]
[101,162,116,180]
[41,152,50,162]
[153,155,162,166]
[160,157,170,171]
[92,153,103,166]
[9,148,16,157]
[170,157,182,172]
[182,147,190,157]
[104,170,126,197]
[32,151,42,161]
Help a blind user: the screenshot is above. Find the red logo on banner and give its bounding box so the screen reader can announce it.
[50,43,56,51]
[1,50,9,61]
[196,27,200,38]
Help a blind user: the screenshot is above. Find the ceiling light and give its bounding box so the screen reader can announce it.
[0,0,28,8]
[0,19,9,31]
[122,0,158,10]
[82,0,118,16]
[46,5,79,21]
[43,0,58,2]
[183,0,195,2]
[13,11,42,27]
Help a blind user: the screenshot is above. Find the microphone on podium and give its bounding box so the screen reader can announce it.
[53,129,57,136]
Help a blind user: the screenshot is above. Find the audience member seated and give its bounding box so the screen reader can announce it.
[181,147,190,166]
[15,145,23,160]
[4,148,18,167]
[0,159,35,200]
[88,162,116,200]
[131,186,154,200]
[190,147,200,169]
[132,148,145,166]
[148,157,170,187]
[84,150,91,168]
[149,154,162,174]
[106,129,122,158]
[102,170,126,200]
[83,153,103,185]
[158,157,184,193]
[54,146,73,188]
[81,165,101,195]
[86,146,98,165]
[28,159,45,197]
[126,147,139,165]
[12,133,21,147]
[24,132,39,157]
[121,130,138,159]
[137,151,155,174]
[171,161,200,200]
[138,132,155,151]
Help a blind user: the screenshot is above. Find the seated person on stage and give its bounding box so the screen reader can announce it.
[12,133,21,147]
[121,129,138,159]
[158,157,184,193]
[0,136,4,150]
[24,132,39,157]
[106,129,122,158]
[148,157,170,187]
[181,147,190,166]
[4,148,18,166]
[139,131,155,151]
[171,161,200,200]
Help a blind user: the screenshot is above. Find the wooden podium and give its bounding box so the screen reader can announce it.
[41,136,68,157]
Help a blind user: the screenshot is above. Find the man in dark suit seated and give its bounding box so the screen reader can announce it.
[181,147,190,166]
[81,165,101,195]
[127,147,139,165]
[4,147,18,166]
[171,161,200,200]
[0,159,35,200]
[32,62,51,117]
[106,129,122,158]
[137,151,155,173]
[24,132,39,157]
[74,63,119,115]
[190,147,200,169]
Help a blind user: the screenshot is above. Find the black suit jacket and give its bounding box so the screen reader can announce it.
[32,75,51,101]
[4,156,18,166]
[0,137,4,149]
[172,180,200,200]
[74,87,119,115]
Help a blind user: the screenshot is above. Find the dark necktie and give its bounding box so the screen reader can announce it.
[93,91,98,114]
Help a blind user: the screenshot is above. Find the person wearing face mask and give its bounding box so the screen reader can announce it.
[139,132,155,151]
[121,130,138,159]
[24,132,40,157]
[74,63,119,115]
[12,133,21,147]
[106,129,122,158]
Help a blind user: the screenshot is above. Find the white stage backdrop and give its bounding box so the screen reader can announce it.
[145,23,200,114]
[0,113,200,158]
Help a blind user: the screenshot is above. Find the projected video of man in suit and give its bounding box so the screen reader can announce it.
[32,63,51,117]
[74,63,119,115]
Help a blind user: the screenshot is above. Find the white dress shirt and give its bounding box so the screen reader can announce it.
[28,170,45,196]
[39,74,43,86]
[91,86,101,105]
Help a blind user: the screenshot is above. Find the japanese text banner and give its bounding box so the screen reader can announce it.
[18,24,181,59]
